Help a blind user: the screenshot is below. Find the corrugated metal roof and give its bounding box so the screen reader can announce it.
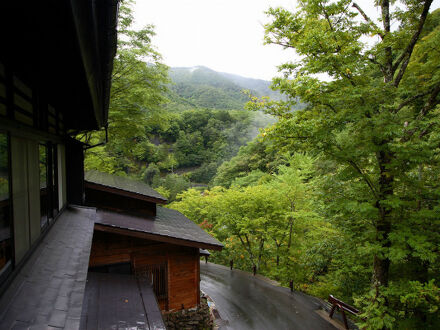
[85,170,167,203]
[95,207,223,250]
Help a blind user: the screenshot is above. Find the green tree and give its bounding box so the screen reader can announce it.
[153,173,190,202]
[213,138,282,187]
[142,163,160,185]
[251,1,440,327]
[84,0,169,174]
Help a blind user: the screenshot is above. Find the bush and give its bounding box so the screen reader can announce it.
[152,173,190,202]
[142,163,160,185]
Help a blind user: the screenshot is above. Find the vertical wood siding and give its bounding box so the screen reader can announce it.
[89,231,200,311]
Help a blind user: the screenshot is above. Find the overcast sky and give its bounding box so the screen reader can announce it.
[133,0,440,81]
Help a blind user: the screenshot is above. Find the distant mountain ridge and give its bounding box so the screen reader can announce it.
[218,71,281,100]
[166,66,281,111]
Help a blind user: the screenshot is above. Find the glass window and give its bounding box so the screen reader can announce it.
[0,132,12,278]
[51,144,59,218]
[39,143,49,230]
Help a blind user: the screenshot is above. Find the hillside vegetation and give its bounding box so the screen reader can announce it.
[87,2,440,329]
[83,7,276,201]
[166,66,282,111]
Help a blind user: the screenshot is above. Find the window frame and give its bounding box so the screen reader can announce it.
[39,142,49,231]
[0,130,14,284]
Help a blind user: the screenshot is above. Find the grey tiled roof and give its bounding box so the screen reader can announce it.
[95,207,223,250]
[0,206,96,329]
[85,170,167,202]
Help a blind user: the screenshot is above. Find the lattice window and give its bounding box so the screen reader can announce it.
[135,262,168,305]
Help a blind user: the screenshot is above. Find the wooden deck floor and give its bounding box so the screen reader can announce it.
[80,272,165,330]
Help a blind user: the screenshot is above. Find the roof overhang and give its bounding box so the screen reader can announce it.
[0,0,118,132]
[85,181,168,205]
[94,223,223,251]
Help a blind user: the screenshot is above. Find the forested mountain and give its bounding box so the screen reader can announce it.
[219,71,282,100]
[83,21,275,201]
[166,66,282,111]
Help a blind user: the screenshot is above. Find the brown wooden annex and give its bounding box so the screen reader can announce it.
[84,171,223,312]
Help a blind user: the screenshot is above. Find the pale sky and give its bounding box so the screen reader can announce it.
[133,0,440,81]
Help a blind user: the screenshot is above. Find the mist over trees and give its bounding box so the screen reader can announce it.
[83,1,276,201]
[85,0,440,328]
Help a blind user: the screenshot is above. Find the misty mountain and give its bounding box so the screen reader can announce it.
[218,71,281,100]
[166,66,281,111]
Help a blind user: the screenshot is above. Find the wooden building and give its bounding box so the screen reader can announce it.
[84,170,223,311]
[0,0,117,289]
[0,2,166,329]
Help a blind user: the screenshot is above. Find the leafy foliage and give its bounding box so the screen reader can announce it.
[171,154,335,289]
[241,1,440,328]
[83,0,169,175]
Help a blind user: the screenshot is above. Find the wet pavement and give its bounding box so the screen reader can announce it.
[200,262,337,330]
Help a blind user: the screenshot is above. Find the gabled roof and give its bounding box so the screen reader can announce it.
[94,207,223,251]
[85,170,167,204]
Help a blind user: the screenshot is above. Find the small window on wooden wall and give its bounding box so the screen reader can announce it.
[0,132,13,281]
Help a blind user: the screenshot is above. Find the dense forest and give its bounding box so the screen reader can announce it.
[82,6,277,200]
[85,1,440,329]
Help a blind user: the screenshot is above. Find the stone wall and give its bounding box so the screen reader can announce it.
[163,298,213,330]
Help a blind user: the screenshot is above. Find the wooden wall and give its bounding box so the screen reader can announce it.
[85,188,157,216]
[89,230,200,311]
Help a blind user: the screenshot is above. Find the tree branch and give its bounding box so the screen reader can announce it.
[325,146,379,199]
[394,91,432,113]
[417,83,440,119]
[381,0,393,82]
[400,83,440,142]
[320,4,342,52]
[347,159,379,199]
[393,0,433,87]
[352,2,384,39]
[365,55,386,75]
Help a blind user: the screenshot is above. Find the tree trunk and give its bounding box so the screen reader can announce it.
[273,239,281,267]
[286,202,295,268]
[257,238,265,270]
[238,234,256,268]
[373,149,394,288]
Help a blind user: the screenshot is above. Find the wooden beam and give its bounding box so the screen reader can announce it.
[94,223,223,251]
[0,117,65,143]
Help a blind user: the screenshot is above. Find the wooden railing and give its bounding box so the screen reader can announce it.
[328,294,359,329]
